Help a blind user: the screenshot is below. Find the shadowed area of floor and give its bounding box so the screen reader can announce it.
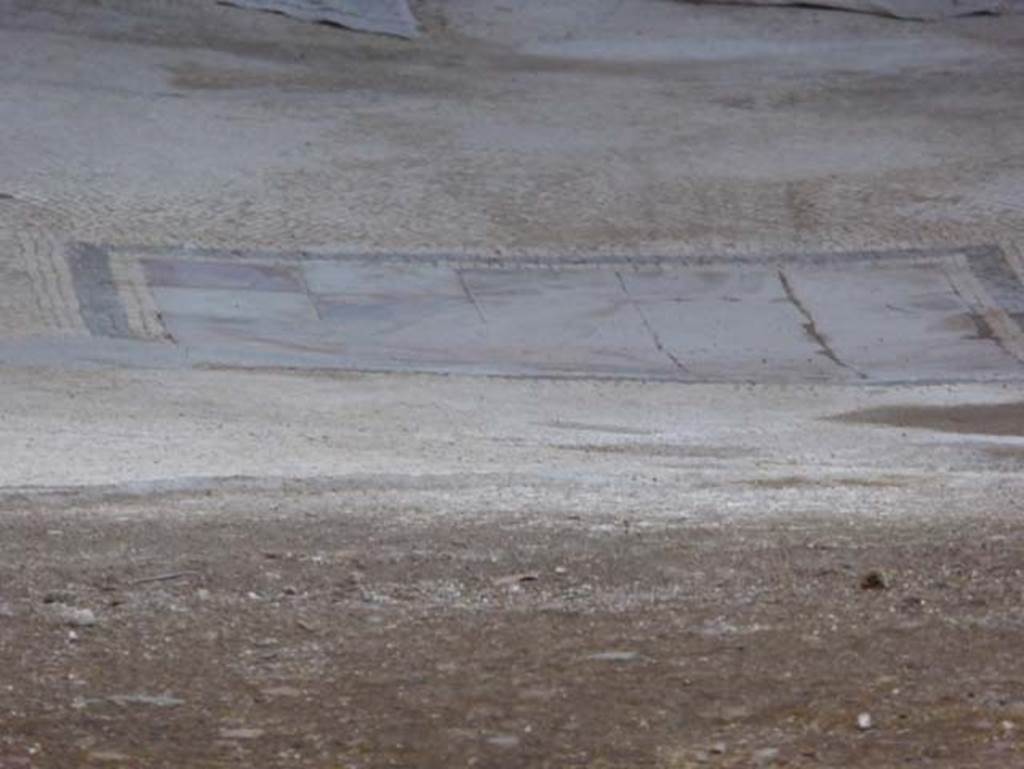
[831,400,1024,436]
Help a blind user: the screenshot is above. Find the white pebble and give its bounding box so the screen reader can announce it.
[59,607,97,627]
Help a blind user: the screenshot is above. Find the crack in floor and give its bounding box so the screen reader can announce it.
[777,267,866,378]
[615,271,689,374]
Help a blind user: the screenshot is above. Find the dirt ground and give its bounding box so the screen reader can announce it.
[3,488,1024,769]
[2,381,1024,768]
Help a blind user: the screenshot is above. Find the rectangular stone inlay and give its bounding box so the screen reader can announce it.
[44,246,1024,383]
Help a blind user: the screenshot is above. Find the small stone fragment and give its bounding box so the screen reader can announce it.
[752,747,779,766]
[87,750,131,763]
[860,571,888,590]
[493,572,540,587]
[857,712,873,730]
[709,742,727,755]
[59,606,97,627]
[586,651,639,662]
[108,693,184,707]
[486,735,520,748]
[219,728,264,740]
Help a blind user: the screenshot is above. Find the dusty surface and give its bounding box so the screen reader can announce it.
[2,0,1024,265]
[4,373,1024,768]
[3,496,1024,769]
[3,0,1024,767]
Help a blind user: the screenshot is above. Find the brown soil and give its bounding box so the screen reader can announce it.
[1,491,1023,769]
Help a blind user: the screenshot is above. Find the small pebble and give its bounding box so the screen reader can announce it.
[586,651,639,662]
[710,742,727,755]
[59,607,97,628]
[219,728,264,740]
[860,571,888,590]
[486,735,520,748]
[857,712,873,731]
[752,747,779,766]
[87,751,130,764]
[107,693,184,708]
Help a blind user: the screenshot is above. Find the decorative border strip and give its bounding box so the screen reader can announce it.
[66,243,135,338]
[69,242,1024,365]
[104,242,1002,270]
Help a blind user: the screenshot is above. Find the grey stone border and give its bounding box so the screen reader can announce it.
[66,243,135,338]
[72,242,1024,352]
